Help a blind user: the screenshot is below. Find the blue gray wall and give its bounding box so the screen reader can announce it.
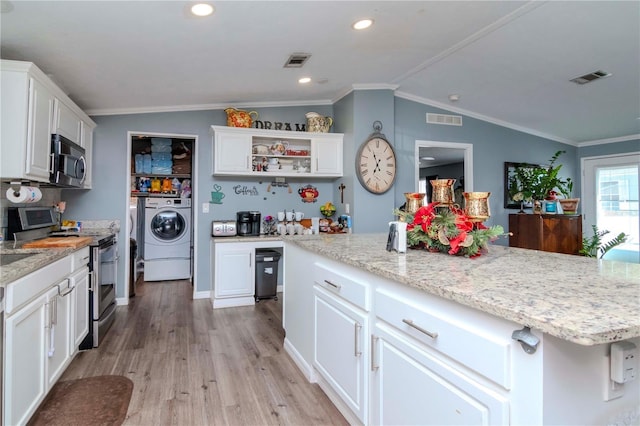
[57,93,636,299]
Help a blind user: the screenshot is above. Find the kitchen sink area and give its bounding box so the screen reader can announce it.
[0,253,37,267]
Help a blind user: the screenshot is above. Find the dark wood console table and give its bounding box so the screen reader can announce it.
[509,214,582,255]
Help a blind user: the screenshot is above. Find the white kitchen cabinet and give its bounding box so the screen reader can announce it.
[3,290,49,426]
[80,120,94,189]
[3,247,89,426]
[211,240,284,309]
[69,248,90,353]
[213,242,254,302]
[211,125,343,177]
[212,129,253,173]
[312,137,342,175]
[53,98,82,144]
[371,322,509,425]
[314,286,368,424]
[0,60,96,184]
[46,283,72,389]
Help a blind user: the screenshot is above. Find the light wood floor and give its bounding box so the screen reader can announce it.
[61,278,347,425]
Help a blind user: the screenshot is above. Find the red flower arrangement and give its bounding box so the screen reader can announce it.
[395,202,507,258]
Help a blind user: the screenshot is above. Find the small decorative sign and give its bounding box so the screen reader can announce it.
[298,184,319,203]
[210,184,225,204]
[233,185,259,196]
[254,120,306,132]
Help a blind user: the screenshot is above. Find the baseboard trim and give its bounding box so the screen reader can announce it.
[193,290,210,300]
[212,296,255,309]
[283,338,316,383]
[316,375,363,426]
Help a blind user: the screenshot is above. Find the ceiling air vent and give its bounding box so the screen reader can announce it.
[426,113,462,126]
[284,53,311,68]
[570,70,611,85]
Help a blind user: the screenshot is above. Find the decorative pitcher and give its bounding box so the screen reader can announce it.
[305,112,333,133]
[225,108,258,128]
[430,179,456,205]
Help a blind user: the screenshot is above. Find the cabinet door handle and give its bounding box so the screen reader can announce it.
[354,322,362,357]
[247,155,251,170]
[49,152,55,173]
[324,279,341,290]
[371,334,379,371]
[402,319,438,339]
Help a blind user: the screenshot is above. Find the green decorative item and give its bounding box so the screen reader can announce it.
[510,150,568,207]
[580,225,628,258]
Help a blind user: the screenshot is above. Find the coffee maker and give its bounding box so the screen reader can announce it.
[236,211,261,236]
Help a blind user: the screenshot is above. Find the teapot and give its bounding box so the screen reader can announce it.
[298,185,319,201]
[305,112,333,133]
[224,108,258,128]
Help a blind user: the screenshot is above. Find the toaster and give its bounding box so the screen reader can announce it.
[212,220,237,237]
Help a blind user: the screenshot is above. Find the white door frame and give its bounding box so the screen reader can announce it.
[125,131,200,302]
[414,140,474,192]
[581,151,640,242]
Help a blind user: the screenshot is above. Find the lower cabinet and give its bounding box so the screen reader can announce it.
[3,248,90,425]
[314,286,368,423]
[70,265,90,351]
[371,323,509,425]
[4,291,49,426]
[46,283,73,389]
[211,240,283,309]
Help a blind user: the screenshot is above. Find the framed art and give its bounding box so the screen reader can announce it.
[504,162,537,209]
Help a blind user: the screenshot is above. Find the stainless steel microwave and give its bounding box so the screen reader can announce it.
[51,134,86,187]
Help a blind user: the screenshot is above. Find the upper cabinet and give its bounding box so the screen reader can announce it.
[0,60,96,185]
[211,125,343,178]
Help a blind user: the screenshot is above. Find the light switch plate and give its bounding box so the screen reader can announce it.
[202,203,209,213]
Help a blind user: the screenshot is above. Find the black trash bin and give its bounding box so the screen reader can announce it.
[129,238,137,297]
[255,249,281,302]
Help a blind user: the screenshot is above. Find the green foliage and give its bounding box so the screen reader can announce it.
[580,225,628,258]
[511,150,568,201]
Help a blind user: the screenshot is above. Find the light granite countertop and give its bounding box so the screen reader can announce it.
[0,224,117,287]
[285,233,640,346]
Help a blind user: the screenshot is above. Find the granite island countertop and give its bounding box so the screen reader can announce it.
[284,233,640,346]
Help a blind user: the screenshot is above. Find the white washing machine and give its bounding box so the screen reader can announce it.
[144,197,192,281]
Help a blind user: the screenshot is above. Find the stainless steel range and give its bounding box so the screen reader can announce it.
[79,233,118,349]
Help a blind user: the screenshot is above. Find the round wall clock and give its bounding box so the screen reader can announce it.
[356,121,397,194]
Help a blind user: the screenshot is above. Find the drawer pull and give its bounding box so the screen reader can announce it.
[402,319,438,339]
[371,334,379,371]
[354,323,362,357]
[324,279,341,290]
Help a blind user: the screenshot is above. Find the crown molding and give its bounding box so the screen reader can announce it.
[577,134,640,147]
[86,99,333,116]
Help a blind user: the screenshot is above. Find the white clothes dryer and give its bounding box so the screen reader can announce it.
[144,197,192,281]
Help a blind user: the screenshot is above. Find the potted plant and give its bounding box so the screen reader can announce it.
[557,178,580,215]
[580,225,628,258]
[511,150,568,214]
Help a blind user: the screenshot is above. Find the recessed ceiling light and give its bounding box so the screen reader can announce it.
[191,3,214,17]
[352,19,373,30]
[298,77,312,84]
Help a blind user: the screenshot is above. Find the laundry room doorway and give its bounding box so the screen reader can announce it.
[126,132,197,299]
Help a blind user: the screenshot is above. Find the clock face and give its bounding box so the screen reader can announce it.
[356,136,397,194]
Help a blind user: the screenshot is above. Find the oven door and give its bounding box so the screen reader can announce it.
[91,241,118,320]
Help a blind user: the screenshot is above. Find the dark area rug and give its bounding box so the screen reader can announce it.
[27,375,133,426]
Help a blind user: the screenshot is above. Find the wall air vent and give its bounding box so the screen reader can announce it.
[570,70,611,85]
[426,113,462,126]
[284,53,311,68]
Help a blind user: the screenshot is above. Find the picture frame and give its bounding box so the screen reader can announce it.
[504,162,537,209]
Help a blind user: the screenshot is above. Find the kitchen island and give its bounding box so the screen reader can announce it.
[283,233,640,425]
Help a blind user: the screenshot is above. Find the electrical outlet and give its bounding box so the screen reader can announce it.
[604,355,625,401]
[611,341,637,383]
[202,203,209,213]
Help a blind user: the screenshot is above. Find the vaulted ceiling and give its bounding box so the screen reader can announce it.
[2,1,638,144]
